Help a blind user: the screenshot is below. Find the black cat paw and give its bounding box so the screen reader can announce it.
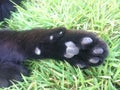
[0,62,29,88]
[62,30,108,68]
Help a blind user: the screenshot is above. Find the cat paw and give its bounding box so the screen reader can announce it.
[0,62,29,88]
[62,30,108,68]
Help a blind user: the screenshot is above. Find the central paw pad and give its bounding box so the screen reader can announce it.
[64,41,79,58]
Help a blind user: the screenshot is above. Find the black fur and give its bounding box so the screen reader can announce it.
[0,27,108,88]
[0,0,22,21]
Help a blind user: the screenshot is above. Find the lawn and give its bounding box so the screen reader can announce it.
[0,0,120,90]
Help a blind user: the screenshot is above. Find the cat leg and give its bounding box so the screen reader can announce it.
[0,62,29,88]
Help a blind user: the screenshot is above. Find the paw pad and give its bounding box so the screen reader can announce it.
[64,41,79,58]
[35,47,41,55]
[89,57,100,64]
[93,47,104,54]
[59,31,63,35]
[81,37,93,45]
[76,63,87,68]
[50,35,54,40]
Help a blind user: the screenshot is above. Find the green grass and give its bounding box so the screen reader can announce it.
[0,0,120,89]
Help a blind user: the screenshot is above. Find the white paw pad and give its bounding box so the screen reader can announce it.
[76,63,86,68]
[89,57,99,64]
[59,31,63,35]
[50,35,54,40]
[93,47,104,54]
[35,47,41,55]
[81,37,93,45]
[64,41,79,58]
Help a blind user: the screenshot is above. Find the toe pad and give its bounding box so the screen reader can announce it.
[81,37,93,45]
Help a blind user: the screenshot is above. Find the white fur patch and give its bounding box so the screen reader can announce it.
[64,41,79,58]
[50,35,54,40]
[35,47,41,55]
[81,37,93,45]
